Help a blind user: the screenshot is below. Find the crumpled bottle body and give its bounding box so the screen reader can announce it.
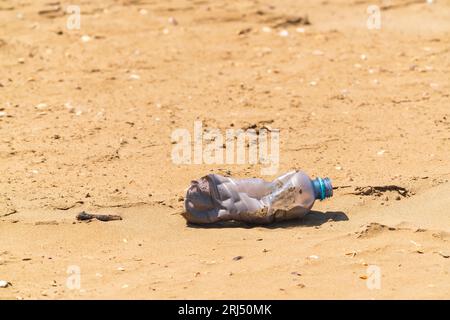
[183,170,319,224]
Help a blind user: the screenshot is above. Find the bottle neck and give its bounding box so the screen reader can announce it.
[312,177,333,201]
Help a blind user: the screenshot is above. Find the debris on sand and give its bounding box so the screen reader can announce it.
[38,5,64,18]
[232,255,243,261]
[351,185,410,197]
[272,15,310,28]
[76,211,122,222]
[0,195,17,217]
[0,280,11,288]
[238,27,252,36]
[0,208,16,218]
[355,222,396,239]
[381,0,425,11]
[34,220,59,226]
[168,17,178,25]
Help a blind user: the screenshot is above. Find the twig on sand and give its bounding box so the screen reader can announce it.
[76,211,122,222]
[380,0,424,11]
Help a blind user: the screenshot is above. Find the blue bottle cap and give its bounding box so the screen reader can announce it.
[312,177,333,201]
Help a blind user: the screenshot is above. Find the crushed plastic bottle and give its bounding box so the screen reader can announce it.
[183,170,333,224]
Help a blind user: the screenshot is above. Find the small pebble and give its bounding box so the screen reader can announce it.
[278,29,289,37]
[81,35,91,42]
[168,17,178,25]
[35,103,47,110]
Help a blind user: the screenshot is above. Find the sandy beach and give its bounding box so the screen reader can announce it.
[0,0,449,299]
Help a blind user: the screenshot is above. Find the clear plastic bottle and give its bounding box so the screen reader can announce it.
[183,170,333,224]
